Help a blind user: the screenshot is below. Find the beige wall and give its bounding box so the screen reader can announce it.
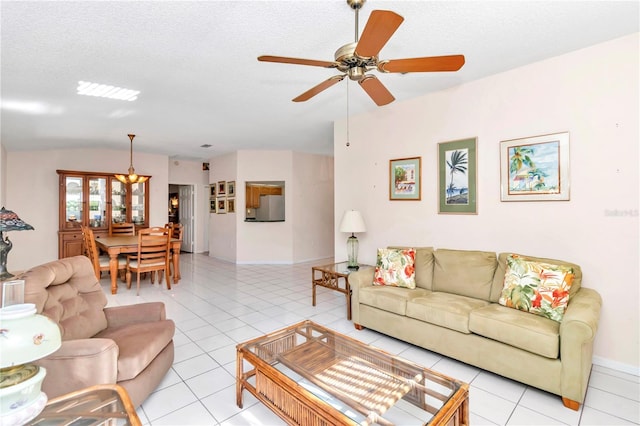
[4,148,170,271]
[168,159,210,253]
[208,150,334,264]
[334,33,639,373]
[0,144,5,206]
[291,152,334,263]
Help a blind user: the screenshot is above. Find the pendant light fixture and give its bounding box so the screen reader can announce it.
[115,134,148,184]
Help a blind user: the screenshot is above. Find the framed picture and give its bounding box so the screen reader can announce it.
[438,137,477,214]
[209,200,216,213]
[209,185,216,199]
[227,181,235,197]
[217,181,226,196]
[227,198,236,213]
[389,157,421,200]
[500,132,570,201]
[216,197,226,214]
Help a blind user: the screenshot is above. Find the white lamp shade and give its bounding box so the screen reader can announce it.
[339,210,366,233]
[0,303,62,368]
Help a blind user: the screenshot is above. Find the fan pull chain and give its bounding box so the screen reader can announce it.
[346,79,350,147]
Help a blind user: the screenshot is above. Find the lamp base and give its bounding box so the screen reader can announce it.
[0,365,48,426]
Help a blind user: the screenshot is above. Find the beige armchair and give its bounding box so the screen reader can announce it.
[17,255,175,407]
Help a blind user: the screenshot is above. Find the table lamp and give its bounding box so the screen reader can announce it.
[339,210,366,269]
[0,303,62,425]
[0,207,35,281]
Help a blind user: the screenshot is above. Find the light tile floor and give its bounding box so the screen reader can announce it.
[102,254,640,425]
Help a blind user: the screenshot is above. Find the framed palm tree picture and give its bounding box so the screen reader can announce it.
[500,132,570,201]
[438,137,477,214]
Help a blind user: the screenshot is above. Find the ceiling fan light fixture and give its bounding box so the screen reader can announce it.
[115,134,148,185]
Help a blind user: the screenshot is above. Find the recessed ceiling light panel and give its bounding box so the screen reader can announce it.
[77,81,140,101]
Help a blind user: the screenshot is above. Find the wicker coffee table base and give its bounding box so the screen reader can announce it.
[236,321,469,426]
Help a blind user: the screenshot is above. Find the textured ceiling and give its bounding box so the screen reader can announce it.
[1,1,638,161]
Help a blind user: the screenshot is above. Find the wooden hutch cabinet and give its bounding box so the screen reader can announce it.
[57,170,150,259]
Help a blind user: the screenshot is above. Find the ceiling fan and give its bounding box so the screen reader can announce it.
[258,0,465,106]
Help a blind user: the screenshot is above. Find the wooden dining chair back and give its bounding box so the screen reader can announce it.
[126,227,171,295]
[110,222,135,236]
[81,225,126,280]
[166,223,183,240]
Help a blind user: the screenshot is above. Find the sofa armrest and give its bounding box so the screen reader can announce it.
[559,288,603,403]
[35,338,119,400]
[104,302,167,328]
[349,267,375,325]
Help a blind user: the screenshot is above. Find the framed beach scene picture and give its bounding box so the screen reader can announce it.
[500,132,570,201]
[389,157,421,200]
[438,137,477,214]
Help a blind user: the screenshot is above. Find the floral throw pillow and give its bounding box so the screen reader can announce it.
[499,254,575,322]
[373,248,416,289]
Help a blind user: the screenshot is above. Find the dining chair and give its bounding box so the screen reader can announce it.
[166,223,183,278]
[110,222,135,236]
[81,226,126,281]
[125,227,171,296]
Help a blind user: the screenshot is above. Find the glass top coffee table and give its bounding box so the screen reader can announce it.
[236,320,469,425]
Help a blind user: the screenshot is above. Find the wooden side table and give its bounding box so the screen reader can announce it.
[311,261,371,320]
[29,384,141,425]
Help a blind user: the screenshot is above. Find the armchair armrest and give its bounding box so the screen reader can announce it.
[559,288,603,403]
[104,302,166,328]
[35,338,119,400]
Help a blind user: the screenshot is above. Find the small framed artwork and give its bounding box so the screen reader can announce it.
[438,137,477,214]
[227,181,236,197]
[227,198,236,213]
[209,200,216,213]
[209,185,216,199]
[389,157,421,200]
[217,181,226,196]
[216,197,226,214]
[500,132,570,201]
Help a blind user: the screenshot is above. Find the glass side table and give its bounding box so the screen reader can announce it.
[311,261,372,320]
[29,384,141,426]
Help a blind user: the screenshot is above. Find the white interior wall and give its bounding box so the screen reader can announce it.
[334,34,639,372]
[292,152,335,263]
[168,159,209,253]
[235,150,294,264]
[5,148,169,270]
[208,152,238,262]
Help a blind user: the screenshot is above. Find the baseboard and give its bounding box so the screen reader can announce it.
[592,355,640,376]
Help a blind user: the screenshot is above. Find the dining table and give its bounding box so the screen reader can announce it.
[94,235,182,294]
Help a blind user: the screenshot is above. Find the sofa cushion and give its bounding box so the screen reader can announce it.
[359,286,429,316]
[491,252,582,303]
[95,319,176,381]
[388,246,434,290]
[21,255,108,340]
[373,248,416,289]
[499,254,575,322]
[406,293,490,334]
[432,249,497,301]
[469,304,560,359]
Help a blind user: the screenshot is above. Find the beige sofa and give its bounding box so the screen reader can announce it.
[350,247,602,410]
[17,255,175,407]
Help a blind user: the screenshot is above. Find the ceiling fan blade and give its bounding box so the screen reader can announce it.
[379,55,466,73]
[355,10,404,58]
[358,75,395,106]
[258,55,337,68]
[292,75,346,102]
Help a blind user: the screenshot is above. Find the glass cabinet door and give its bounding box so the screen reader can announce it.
[130,182,146,226]
[88,177,107,229]
[111,179,128,224]
[64,176,83,228]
